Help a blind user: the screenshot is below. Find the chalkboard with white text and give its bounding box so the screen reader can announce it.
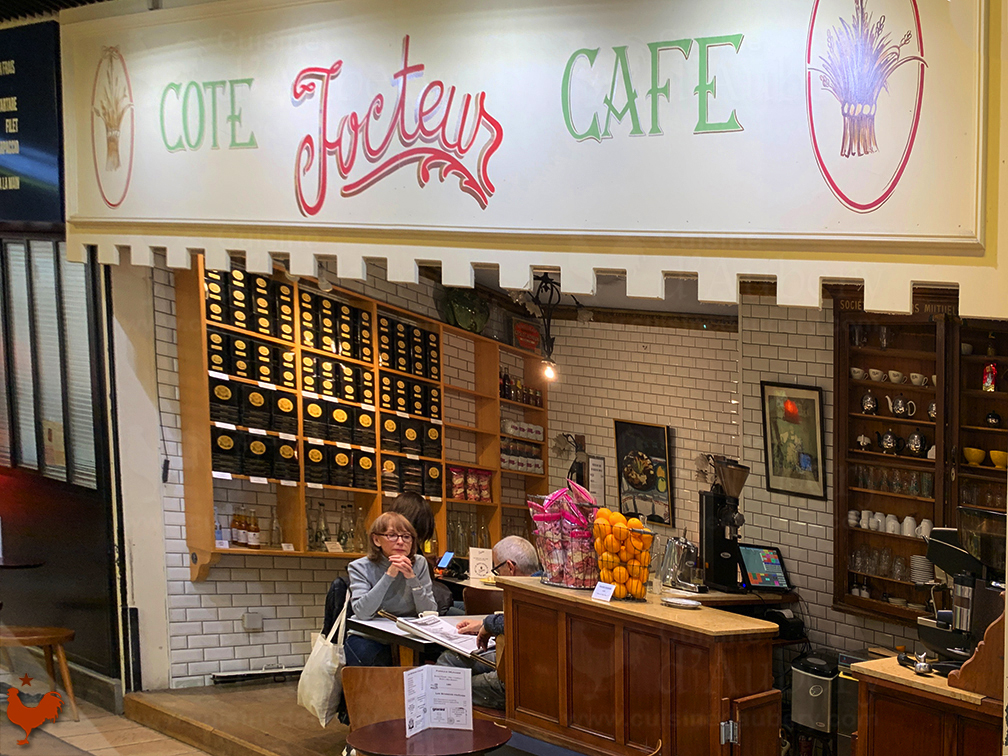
[0,21,63,225]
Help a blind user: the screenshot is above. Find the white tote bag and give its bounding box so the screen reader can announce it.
[298,601,348,727]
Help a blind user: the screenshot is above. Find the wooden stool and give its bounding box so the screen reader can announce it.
[0,627,80,721]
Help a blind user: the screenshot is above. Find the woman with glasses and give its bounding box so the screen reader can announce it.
[345,512,437,666]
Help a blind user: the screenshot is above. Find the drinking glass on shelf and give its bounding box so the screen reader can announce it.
[907,471,920,498]
[876,467,890,493]
[921,472,934,499]
[892,557,908,582]
[854,545,868,573]
[984,485,996,509]
[890,469,903,495]
[879,547,893,578]
[960,484,975,507]
[878,325,893,350]
[866,548,880,576]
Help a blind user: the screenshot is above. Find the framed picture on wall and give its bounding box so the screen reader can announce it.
[759,381,828,500]
[613,420,674,525]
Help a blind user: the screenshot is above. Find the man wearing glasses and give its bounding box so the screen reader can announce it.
[435,536,539,708]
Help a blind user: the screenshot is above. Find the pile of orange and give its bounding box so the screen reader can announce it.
[592,508,654,599]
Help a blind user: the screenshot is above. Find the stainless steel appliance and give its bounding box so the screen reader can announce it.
[699,456,750,592]
[791,651,839,734]
[916,507,1005,670]
[660,534,707,592]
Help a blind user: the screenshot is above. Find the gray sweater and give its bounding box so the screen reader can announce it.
[347,555,437,620]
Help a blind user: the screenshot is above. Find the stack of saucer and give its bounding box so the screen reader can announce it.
[910,555,934,584]
[887,597,907,607]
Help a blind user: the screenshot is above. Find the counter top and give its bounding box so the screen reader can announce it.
[850,657,989,707]
[496,576,778,639]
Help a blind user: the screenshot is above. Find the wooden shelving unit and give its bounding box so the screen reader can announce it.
[950,319,1008,518]
[177,255,547,580]
[832,288,950,625]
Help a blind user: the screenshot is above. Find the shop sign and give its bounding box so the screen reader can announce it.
[0,22,63,225]
[61,0,986,249]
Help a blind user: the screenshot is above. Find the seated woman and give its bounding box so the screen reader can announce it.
[388,492,455,615]
[345,511,437,666]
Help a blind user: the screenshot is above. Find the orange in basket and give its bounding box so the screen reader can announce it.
[595,516,655,600]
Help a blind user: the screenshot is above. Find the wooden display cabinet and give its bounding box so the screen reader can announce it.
[949,319,1008,522]
[833,290,950,625]
[176,254,547,580]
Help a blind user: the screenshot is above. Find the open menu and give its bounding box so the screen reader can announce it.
[393,614,496,665]
[404,666,472,736]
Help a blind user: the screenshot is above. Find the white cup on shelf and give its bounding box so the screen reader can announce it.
[901,516,917,537]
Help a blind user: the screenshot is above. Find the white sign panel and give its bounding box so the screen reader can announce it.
[61,0,985,248]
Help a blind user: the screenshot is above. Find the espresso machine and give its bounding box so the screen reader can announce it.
[700,455,751,593]
[916,507,1005,671]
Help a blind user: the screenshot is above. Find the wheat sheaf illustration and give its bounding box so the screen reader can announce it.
[92,47,132,171]
[813,0,926,158]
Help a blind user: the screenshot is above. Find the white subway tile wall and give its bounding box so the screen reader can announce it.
[738,295,917,655]
[544,319,741,541]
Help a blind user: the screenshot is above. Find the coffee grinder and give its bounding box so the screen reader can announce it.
[700,455,750,593]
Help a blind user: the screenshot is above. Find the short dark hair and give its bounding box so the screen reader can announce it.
[367,512,418,562]
[389,492,434,544]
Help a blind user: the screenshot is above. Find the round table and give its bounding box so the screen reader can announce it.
[346,719,511,756]
[0,558,45,569]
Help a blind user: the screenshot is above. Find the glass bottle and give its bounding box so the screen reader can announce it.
[502,370,512,400]
[214,513,224,544]
[247,513,261,549]
[429,528,439,557]
[353,506,366,552]
[317,503,331,549]
[307,508,317,551]
[270,512,283,548]
[988,332,997,357]
[335,505,348,548]
[478,515,490,550]
[236,506,248,547]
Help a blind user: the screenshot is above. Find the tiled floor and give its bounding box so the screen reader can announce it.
[2,697,210,756]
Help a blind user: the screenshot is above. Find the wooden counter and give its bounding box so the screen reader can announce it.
[498,577,781,756]
[851,657,1002,756]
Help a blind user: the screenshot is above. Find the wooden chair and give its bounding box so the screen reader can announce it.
[0,627,80,721]
[462,587,503,616]
[340,666,410,731]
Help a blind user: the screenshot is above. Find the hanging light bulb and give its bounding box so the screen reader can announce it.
[542,359,558,381]
[317,271,333,292]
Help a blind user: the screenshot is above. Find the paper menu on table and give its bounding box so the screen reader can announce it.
[396,614,495,657]
[404,666,472,737]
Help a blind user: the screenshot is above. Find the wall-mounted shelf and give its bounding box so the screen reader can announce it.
[177,256,547,580]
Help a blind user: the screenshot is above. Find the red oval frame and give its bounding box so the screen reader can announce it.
[90,49,135,209]
[805,0,925,214]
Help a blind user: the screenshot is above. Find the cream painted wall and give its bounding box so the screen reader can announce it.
[110,263,171,690]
